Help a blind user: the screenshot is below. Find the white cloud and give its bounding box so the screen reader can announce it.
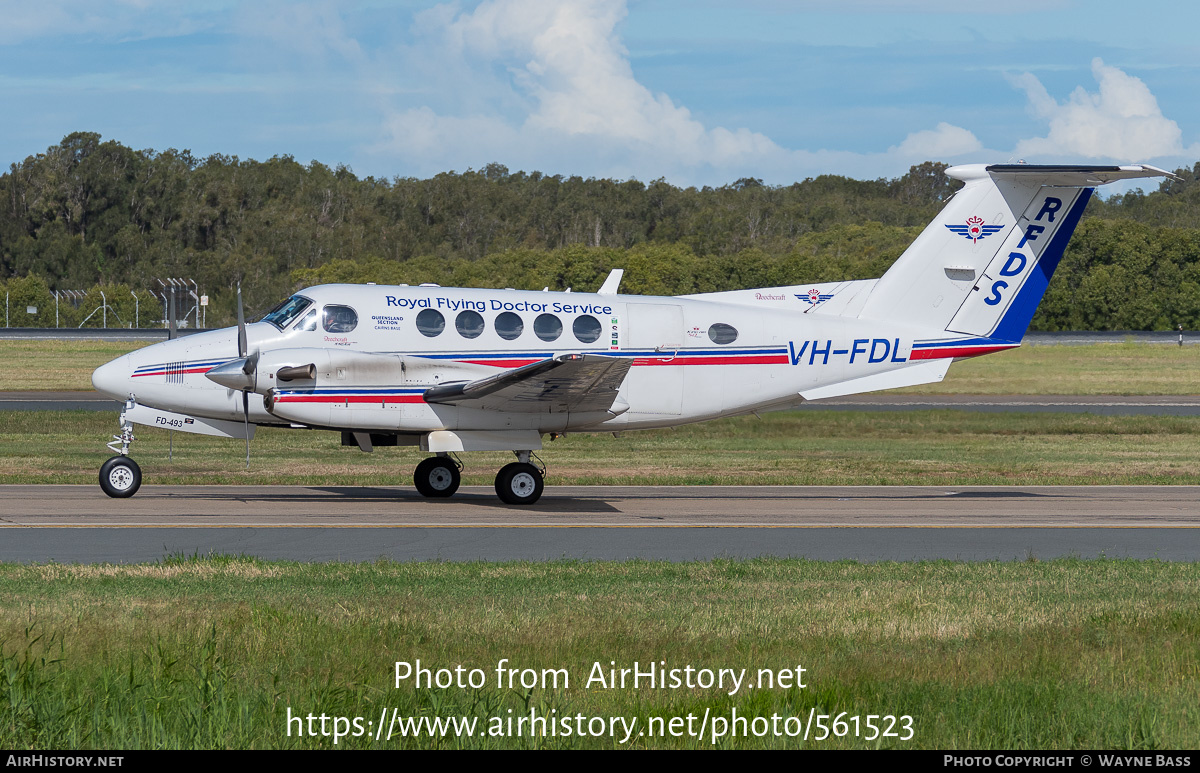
[1010,58,1196,161]
[368,4,1196,185]
[236,1,366,67]
[371,0,989,185]
[891,122,983,159]
[377,0,789,178]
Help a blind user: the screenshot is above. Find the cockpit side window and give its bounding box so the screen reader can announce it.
[261,296,313,330]
[322,305,358,333]
[296,309,318,332]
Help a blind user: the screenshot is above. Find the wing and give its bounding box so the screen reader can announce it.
[423,353,631,414]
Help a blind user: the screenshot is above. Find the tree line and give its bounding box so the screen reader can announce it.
[2,131,1199,329]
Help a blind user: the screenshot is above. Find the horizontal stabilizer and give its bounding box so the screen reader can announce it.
[981,164,1177,186]
[799,358,951,401]
[424,353,631,414]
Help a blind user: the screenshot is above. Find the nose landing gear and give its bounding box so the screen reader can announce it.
[100,403,142,498]
[100,455,142,498]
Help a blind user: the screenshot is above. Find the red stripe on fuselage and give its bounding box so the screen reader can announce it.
[459,355,790,368]
[910,345,1017,360]
[273,395,425,404]
[630,354,790,366]
[132,366,215,378]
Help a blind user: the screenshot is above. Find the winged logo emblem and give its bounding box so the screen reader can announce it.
[946,215,1003,243]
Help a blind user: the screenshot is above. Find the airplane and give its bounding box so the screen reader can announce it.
[91,163,1171,505]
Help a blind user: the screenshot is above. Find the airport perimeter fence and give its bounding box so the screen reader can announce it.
[1,277,204,330]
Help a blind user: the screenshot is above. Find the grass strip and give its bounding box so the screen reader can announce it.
[1,557,1197,749]
[4,409,1200,485]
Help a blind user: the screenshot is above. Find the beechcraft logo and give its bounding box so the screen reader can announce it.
[946,216,1003,243]
[797,288,834,305]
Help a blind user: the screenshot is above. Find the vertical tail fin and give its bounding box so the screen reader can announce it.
[858,164,1171,342]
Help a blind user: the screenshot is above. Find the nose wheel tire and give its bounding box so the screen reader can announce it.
[414,457,461,498]
[495,463,544,505]
[99,456,142,498]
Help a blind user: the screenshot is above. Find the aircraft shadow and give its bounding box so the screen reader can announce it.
[945,491,1052,498]
[200,486,624,513]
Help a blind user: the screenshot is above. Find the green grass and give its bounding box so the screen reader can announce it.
[3,409,1200,485]
[1,557,1197,749]
[0,340,143,391]
[897,341,1200,396]
[3,339,1200,395]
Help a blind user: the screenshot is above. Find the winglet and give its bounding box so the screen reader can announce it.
[597,269,624,295]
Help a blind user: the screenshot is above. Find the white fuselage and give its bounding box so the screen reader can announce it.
[92,283,966,435]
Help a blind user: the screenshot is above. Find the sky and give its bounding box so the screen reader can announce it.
[0,0,1197,188]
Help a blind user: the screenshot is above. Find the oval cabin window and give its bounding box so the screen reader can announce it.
[534,313,563,342]
[495,311,524,340]
[416,308,445,337]
[455,310,485,339]
[707,323,738,344]
[573,315,602,344]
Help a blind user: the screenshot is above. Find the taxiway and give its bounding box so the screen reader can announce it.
[1,485,1197,563]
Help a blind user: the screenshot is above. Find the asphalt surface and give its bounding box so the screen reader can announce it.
[1,485,1198,563]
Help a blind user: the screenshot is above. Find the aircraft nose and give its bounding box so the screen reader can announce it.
[92,355,133,400]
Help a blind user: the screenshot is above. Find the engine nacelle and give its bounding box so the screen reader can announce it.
[256,348,492,431]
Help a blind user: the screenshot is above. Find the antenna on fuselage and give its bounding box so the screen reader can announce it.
[597,269,624,295]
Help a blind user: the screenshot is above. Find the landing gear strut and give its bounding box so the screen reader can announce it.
[100,400,142,498]
[413,455,461,498]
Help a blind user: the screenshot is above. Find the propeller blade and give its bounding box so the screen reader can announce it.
[242,390,250,470]
[236,284,248,359]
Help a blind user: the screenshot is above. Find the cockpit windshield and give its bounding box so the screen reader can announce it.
[260,295,313,330]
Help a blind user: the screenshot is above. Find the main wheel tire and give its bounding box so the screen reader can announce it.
[99,455,142,498]
[494,462,544,505]
[413,457,461,498]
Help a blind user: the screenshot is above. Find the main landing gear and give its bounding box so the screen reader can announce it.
[413,451,545,505]
[413,455,461,498]
[495,461,544,506]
